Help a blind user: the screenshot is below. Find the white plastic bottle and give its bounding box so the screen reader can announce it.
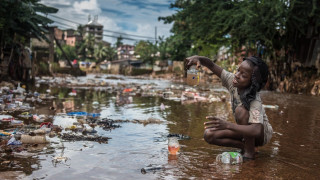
[216,152,243,164]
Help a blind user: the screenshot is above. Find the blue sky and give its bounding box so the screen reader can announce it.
[40,0,176,45]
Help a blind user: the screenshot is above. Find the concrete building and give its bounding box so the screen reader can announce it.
[117,44,136,60]
[84,15,103,43]
[65,35,82,47]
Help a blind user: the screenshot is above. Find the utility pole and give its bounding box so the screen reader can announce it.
[155,26,157,44]
[48,27,55,75]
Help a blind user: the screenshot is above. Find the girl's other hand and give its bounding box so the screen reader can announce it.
[204,116,229,130]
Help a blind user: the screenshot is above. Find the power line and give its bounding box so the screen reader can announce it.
[49,14,155,40]
[52,19,155,42]
[50,14,83,25]
[103,34,155,42]
[53,21,77,29]
[103,29,155,39]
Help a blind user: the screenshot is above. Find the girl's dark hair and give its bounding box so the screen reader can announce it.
[240,56,269,110]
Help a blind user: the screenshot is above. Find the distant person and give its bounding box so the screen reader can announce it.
[72,59,78,68]
[186,55,273,159]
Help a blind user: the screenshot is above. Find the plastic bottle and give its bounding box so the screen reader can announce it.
[168,137,180,155]
[20,134,47,144]
[216,152,243,164]
[187,65,200,86]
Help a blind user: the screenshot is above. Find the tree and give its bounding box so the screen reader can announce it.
[135,40,157,68]
[105,46,117,61]
[94,43,108,63]
[0,0,58,80]
[0,0,58,53]
[116,36,123,48]
[76,25,85,37]
[157,36,170,61]
[78,34,95,60]
[56,44,77,61]
[159,0,320,60]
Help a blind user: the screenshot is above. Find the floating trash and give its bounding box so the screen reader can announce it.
[167,133,191,140]
[0,115,15,122]
[141,165,163,174]
[60,133,110,143]
[263,104,279,110]
[216,152,243,164]
[168,136,180,155]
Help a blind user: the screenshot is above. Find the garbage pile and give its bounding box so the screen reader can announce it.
[0,82,117,168]
[34,75,229,104]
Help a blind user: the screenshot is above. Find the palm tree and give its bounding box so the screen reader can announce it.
[78,34,95,60]
[94,43,107,63]
[106,46,117,61]
[0,0,58,53]
[0,0,58,79]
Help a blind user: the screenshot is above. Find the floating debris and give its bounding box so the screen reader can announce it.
[60,133,110,143]
[97,118,121,130]
[141,165,163,174]
[263,104,279,110]
[167,133,191,140]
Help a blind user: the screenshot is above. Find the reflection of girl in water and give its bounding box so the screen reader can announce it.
[186,55,273,159]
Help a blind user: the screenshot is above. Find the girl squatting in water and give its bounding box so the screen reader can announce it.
[186,55,273,159]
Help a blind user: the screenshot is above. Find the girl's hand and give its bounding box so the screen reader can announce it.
[185,55,202,70]
[204,116,230,131]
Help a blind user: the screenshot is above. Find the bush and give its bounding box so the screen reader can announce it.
[37,61,50,75]
[131,68,153,76]
[51,62,60,72]
[155,70,167,75]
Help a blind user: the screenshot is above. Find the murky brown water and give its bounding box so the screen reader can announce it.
[1,75,320,179]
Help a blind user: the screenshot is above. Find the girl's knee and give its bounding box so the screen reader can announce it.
[235,105,249,125]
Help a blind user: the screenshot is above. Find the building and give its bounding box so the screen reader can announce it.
[54,28,64,40]
[65,35,82,47]
[84,15,103,43]
[117,44,136,60]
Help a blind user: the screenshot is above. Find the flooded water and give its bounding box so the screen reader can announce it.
[1,74,320,179]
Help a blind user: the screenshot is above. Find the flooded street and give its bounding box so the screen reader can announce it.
[1,74,320,179]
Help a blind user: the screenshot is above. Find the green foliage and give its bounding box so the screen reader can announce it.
[0,0,58,46]
[116,36,123,48]
[51,62,60,71]
[104,46,117,61]
[38,61,49,75]
[157,36,170,61]
[94,43,108,63]
[159,0,320,60]
[56,44,77,61]
[163,31,192,61]
[135,40,157,65]
[78,34,95,60]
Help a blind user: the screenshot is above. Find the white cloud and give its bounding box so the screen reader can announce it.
[41,0,72,6]
[73,0,101,14]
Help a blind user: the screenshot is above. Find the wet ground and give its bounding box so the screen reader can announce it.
[1,74,320,179]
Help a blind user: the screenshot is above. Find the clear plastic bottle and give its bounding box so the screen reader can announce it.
[187,65,200,86]
[168,137,180,155]
[216,152,243,164]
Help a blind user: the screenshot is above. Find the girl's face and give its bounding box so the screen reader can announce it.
[233,61,252,90]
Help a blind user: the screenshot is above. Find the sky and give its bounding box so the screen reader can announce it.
[40,0,177,45]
